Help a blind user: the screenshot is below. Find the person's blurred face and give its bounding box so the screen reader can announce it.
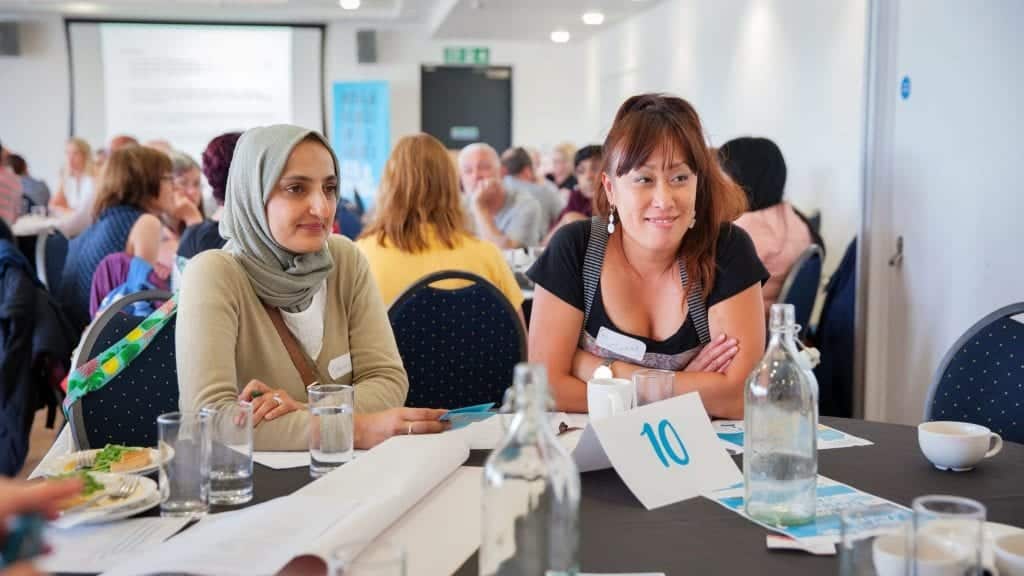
[174,167,202,206]
[575,157,601,199]
[66,143,86,173]
[152,172,176,216]
[459,147,498,193]
[265,139,338,254]
[552,150,571,180]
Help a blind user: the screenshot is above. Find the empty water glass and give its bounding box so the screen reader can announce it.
[332,541,405,576]
[309,384,355,477]
[839,503,912,576]
[157,411,211,518]
[911,495,985,576]
[633,369,675,406]
[201,401,253,505]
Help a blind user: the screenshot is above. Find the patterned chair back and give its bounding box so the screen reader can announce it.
[778,244,824,335]
[389,271,526,409]
[69,290,177,449]
[925,302,1024,443]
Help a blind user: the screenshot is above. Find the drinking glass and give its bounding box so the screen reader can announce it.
[309,384,355,477]
[911,495,985,576]
[201,401,253,505]
[839,503,912,576]
[633,369,675,406]
[157,411,211,518]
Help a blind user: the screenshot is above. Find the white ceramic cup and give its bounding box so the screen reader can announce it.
[996,533,1024,576]
[917,421,1003,471]
[873,532,965,576]
[587,378,635,420]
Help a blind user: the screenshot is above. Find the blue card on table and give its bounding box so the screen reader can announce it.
[440,402,496,429]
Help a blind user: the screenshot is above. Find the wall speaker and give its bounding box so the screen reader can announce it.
[0,22,20,56]
[356,29,376,64]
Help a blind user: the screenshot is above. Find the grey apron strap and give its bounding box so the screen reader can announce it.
[679,260,711,345]
[582,216,609,328]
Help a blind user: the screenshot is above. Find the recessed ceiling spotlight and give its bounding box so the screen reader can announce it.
[339,0,361,9]
[550,29,571,43]
[582,11,605,25]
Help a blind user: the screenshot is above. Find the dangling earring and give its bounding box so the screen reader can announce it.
[689,218,696,230]
[607,207,616,235]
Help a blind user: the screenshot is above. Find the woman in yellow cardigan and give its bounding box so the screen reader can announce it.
[176,125,447,450]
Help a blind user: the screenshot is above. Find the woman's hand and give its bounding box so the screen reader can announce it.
[239,380,305,427]
[0,477,83,576]
[172,191,204,226]
[355,408,450,449]
[684,334,739,374]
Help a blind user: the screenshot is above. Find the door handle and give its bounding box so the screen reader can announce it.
[888,236,904,267]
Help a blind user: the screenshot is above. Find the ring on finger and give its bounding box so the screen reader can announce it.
[272,393,283,406]
[407,422,413,435]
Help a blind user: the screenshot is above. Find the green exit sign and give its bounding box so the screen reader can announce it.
[444,46,490,65]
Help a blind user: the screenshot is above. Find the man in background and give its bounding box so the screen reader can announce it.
[5,153,51,211]
[501,146,565,231]
[458,142,543,249]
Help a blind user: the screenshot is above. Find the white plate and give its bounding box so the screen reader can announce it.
[48,447,163,476]
[55,473,159,527]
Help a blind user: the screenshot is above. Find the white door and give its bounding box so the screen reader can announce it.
[862,0,1024,424]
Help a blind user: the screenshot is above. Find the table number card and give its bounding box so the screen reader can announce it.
[572,392,742,510]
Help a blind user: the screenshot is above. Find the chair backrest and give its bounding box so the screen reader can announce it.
[925,302,1024,443]
[778,244,824,332]
[388,270,526,408]
[69,290,177,450]
[34,230,68,294]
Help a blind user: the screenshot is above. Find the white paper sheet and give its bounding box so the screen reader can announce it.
[29,424,74,479]
[713,420,874,455]
[251,450,367,470]
[451,412,589,450]
[103,433,470,576]
[367,467,482,576]
[41,517,190,574]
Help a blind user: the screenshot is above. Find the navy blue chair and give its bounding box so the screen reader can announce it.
[69,290,177,450]
[778,244,824,336]
[389,271,526,409]
[924,302,1024,443]
[813,239,856,418]
[34,230,68,295]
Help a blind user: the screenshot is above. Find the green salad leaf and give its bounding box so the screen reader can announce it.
[58,470,105,496]
[91,444,130,472]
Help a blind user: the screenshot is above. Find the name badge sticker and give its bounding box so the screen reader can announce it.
[595,327,647,362]
[328,353,352,380]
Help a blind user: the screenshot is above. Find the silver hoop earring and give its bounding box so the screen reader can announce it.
[607,207,616,235]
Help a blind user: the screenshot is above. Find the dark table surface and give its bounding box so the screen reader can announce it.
[71,417,1024,575]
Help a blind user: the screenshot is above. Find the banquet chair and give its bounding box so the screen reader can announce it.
[924,302,1024,444]
[389,270,526,409]
[68,290,177,450]
[778,244,824,337]
[34,230,68,294]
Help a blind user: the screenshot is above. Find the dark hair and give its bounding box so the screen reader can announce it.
[718,137,787,211]
[500,147,533,176]
[93,146,172,218]
[5,154,27,176]
[599,93,747,298]
[201,132,242,205]
[573,144,602,169]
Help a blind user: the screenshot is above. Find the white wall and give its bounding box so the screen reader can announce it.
[0,15,594,193]
[0,15,68,193]
[322,23,594,153]
[588,0,869,278]
[862,0,1024,424]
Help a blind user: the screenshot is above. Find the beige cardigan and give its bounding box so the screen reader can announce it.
[176,235,409,450]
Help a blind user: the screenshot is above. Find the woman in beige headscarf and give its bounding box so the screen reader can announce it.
[177,125,447,451]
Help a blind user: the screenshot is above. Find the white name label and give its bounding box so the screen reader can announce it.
[595,326,647,362]
[572,392,742,510]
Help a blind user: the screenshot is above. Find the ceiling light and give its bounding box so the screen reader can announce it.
[339,0,360,9]
[550,29,570,43]
[582,11,605,25]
